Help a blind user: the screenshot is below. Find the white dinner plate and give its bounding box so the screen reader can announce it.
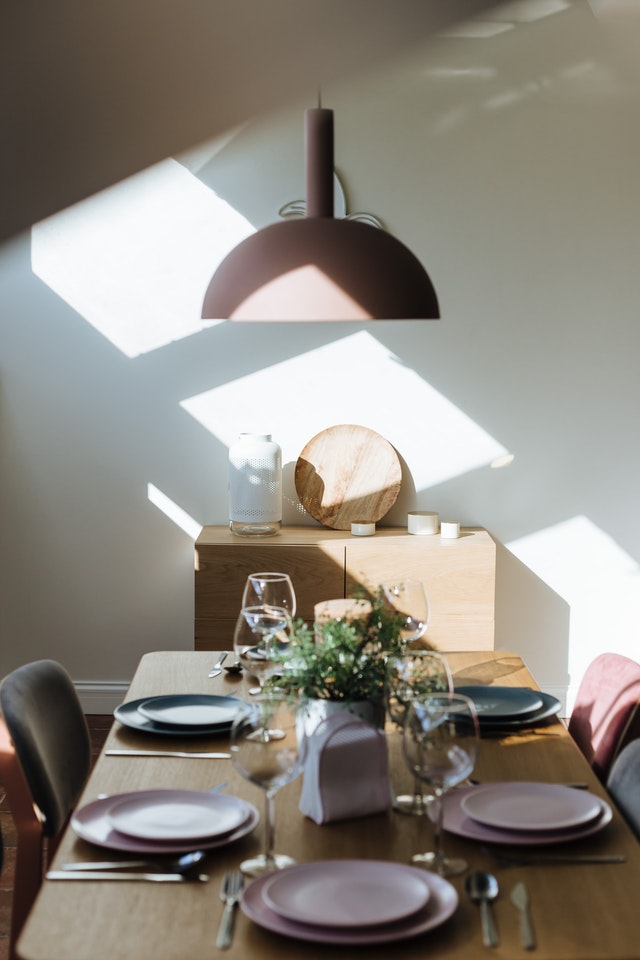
[107,790,250,841]
[262,860,431,928]
[242,865,458,945]
[71,791,259,853]
[439,784,612,845]
[137,694,241,728]
[460,782,603,832]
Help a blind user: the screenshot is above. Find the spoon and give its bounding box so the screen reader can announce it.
[60,850,207,875]
[208,652,228,678]
[466,871,499,947]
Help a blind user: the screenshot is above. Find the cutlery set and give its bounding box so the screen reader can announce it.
[466,873,536,950]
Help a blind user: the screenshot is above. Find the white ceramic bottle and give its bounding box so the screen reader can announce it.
[228,433,282,537]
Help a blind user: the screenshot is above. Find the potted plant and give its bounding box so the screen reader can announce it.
[267,588,408,730]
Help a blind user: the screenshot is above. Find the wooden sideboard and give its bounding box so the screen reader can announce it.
[194,525,496,652]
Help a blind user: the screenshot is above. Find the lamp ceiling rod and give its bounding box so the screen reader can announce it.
[305,107,334,219]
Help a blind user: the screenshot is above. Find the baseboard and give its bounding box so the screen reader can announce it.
[75,681,129,714]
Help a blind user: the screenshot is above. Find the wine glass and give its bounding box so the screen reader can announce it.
[382,580,429,649]
[240,604,292,695]
[403,692,479,876]
[230,695,306,877]
[385,651,453,815]
[242,572,297,619]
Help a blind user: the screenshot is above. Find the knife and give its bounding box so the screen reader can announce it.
[510,882,536,950]
[105,750,231,758]
[46,870,208,882]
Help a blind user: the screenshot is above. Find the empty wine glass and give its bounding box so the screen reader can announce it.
[240,604,292,695]
[403,692,479,876]
[242,572,297,619]
[386,651,453,815]
[230,695,306,877]
[382,580,429,650]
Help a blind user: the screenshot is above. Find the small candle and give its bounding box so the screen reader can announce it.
[440,521,460,539]
[351,522,376,537]
[408,511,439,535]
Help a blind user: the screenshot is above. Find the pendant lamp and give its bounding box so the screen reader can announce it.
[201,106,440,321]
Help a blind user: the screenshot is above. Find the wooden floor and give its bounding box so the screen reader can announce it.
[0,715,112,960]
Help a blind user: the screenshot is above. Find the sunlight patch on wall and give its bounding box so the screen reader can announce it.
[180,330,507,491]
[507,515,640,704]
[31,159,254,358]
[147,483,201,539]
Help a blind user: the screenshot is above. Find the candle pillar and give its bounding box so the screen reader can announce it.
[305,108,334,218]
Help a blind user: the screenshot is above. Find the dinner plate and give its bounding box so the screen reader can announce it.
[113,696,242,736]
[107,790,250,841]
[454,688,561,729]
[71,791,259,853]
[460,782,603,832]
[453,686,543,719]
[241,865,458,944]
[439,784,612,845]
[137,694,240,728]
[261,860,431,928]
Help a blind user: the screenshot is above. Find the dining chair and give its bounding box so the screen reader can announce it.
[0,659,91,960]
[607,739,640,839]
[568,652,640,782]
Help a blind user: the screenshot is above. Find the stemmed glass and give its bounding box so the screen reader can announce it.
[382,580,429,650]
[403,692,479,876]
[242,572,297,620]
[239,604,291,695]
[385,651,453,815]
[230,695,306,877]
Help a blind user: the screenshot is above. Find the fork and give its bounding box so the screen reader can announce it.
[216,870,244,949]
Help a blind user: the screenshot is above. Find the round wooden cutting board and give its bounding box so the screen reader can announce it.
[294,424,402,530]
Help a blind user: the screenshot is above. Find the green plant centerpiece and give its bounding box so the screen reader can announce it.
[266,589,408,728]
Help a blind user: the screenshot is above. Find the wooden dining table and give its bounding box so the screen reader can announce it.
[16,650,640,960]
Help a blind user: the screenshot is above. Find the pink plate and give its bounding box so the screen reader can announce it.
[71,791,259,853]
[439,785,611,845]
[107,790,250,841]
[242,864,458,945]
[461,782,602,832]
[262,860,431,928]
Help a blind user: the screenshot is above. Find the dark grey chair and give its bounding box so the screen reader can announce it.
[607,738,640,840]
[0,659,91,960]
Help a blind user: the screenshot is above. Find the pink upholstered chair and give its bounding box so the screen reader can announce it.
[568,652,640,782]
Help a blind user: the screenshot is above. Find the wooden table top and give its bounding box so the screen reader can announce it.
[17,650,640,960]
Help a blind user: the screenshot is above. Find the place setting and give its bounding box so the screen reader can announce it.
[453,685,562,733]
[68,787,260,855]
[438,780,613,846]
[240,859,459,945]
[113,692,245,737]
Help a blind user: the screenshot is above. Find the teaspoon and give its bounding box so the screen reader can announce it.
[59,850,207,875]
[466,871,499,947]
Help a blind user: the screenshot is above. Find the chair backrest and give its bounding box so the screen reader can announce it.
[0,659,91,838]
[607,739,640,839]
[0,659,91,960]
[568,652,640,782]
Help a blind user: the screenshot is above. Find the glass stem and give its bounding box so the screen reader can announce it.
[432,789,444,874]
[264,788,276,865]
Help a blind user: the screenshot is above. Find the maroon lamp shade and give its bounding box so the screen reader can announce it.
[201,108,440,322]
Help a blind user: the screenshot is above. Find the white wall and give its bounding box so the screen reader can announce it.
[1,2,639,710]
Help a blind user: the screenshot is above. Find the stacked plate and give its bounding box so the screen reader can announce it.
[114,694,243,736]
[439,782,612,845]
[71,789,259,853]
[240,860,459,944]
[454,686,561,730]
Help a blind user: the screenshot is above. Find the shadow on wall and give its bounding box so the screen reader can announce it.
[494,541,570,710]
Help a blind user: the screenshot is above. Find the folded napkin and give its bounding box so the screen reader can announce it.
[299,712,392,824]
